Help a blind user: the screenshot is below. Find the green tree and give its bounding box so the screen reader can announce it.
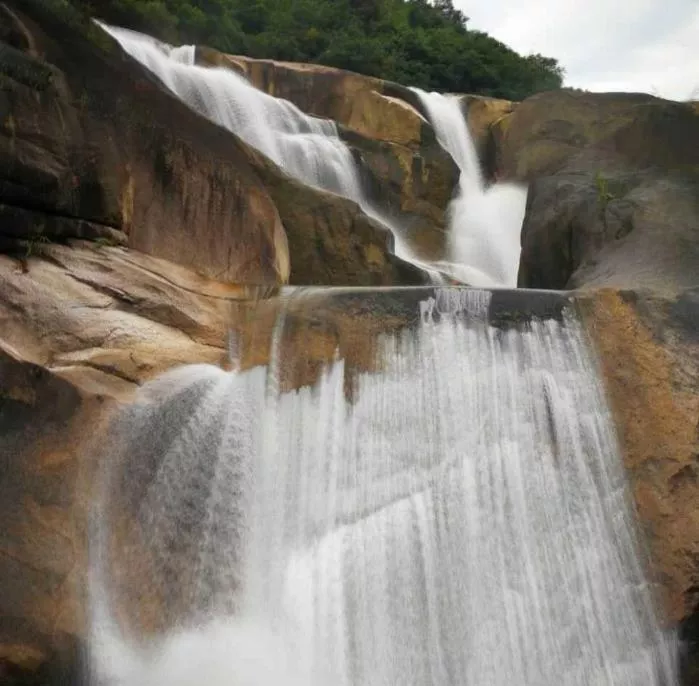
[64,0,564,99]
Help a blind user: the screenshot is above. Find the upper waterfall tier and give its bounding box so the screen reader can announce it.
[100,23,523,288]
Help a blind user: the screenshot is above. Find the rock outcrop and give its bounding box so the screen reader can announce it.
[196,49,428,149]
[0,243,234,386]
[0,1,289,285]
[457,94,515,178]
[252,163,426,285]
[0,239,240,683]
[0,348,99,686]
[492,90,699,292]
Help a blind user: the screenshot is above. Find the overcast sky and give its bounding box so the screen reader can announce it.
[455,0,699,101]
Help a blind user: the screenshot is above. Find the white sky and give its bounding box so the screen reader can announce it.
[455,0,699,101]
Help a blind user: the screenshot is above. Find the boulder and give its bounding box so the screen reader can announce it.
[491,90,699,291]
[518,172,699,293]
[255,165,427,285]
[578,287,699,683]
[494,90,698,181]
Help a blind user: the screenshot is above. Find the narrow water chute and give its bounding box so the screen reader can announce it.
[411,89,527,287]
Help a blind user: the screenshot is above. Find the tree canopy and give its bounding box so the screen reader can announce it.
[70,0,564,99]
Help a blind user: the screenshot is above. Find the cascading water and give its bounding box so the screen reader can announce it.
[98,24,430,272]
[412,89,528,287]
[90,288,678,686]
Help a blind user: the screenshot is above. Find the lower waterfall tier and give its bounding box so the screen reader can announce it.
[90,287,678,686]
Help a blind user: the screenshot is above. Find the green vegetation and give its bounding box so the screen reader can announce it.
[594,171,616,211]
[23,232,51,258]
[65,0,564,99]
[94,235,123,247]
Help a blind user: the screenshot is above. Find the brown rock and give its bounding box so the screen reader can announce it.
[196,49,422,147]
[340,128,454,261]
[255,168,427,285]
[0,243,233,384]
[496,90,699,181]
[233,288,429,395]
[0,347,105,686]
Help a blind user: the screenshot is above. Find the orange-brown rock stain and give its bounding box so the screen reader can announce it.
[580,289,699,628]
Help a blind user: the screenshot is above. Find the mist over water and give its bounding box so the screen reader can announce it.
[90,290,678,686]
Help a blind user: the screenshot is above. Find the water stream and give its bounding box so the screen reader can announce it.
[91,25,677,686]
[411,90,527,287]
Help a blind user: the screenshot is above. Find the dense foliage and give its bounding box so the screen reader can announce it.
[69,0,564,99]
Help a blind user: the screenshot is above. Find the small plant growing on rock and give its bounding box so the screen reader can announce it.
[94,235,121,248]
[23,228,52,258]
[6,228,54,273]
[594,171,615,211]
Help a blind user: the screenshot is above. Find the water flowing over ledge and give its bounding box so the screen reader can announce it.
[89,287,678,686]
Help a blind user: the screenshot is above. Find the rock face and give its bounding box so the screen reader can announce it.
[0,1,290,285]
[579,288,699,683]
[0,243,234,386]
[255,167,426,285]
[492,90,699,292]
[195,48,459,260]
[0,348,99,686]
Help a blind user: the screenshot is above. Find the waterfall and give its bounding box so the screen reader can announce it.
[89,288,678,686]
[411,90,527,287]
[98,24,438,275]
